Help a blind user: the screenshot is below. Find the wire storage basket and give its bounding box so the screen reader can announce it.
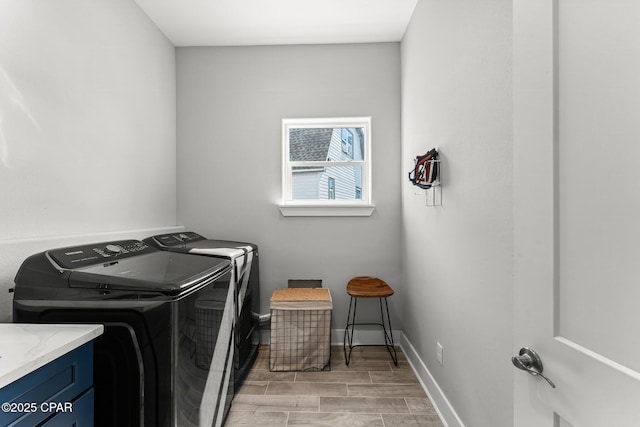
[269,288,332,372]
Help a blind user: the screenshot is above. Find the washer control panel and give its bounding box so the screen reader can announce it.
[48,240,154,269]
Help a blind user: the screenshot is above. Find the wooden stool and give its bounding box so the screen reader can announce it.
[343,276,397,366]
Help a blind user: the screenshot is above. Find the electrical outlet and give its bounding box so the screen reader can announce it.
[437,342,444,366]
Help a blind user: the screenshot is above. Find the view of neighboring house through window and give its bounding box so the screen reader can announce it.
[282,117,371,206]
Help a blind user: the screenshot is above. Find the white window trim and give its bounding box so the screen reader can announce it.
[279,117,374,217]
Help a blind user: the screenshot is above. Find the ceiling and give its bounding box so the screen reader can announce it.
[133,0,418,47]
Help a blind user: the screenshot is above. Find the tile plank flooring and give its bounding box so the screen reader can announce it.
[224,346,445,427]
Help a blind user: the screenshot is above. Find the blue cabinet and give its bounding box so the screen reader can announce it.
[0,343,94,427]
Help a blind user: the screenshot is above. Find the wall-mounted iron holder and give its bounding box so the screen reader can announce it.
[408,148,441,207]
[424,159,441,207]
[411,158,441,207]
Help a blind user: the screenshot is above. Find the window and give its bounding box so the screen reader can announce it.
[341,129,353,157]
[328,177,335,199]
[280,117,373,216]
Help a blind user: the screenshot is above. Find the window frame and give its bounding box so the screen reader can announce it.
[280,117,374,217]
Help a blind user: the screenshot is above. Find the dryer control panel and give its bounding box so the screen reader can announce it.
[47,240,155,269]
[151,232,205,247]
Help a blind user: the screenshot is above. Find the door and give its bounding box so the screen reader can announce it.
[513,0,640,426]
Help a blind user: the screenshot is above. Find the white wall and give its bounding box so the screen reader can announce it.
[176,43,402,329]
[401,1,513,426]
[0,0,177,320]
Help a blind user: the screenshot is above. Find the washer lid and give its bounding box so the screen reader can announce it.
[68,251,231,294]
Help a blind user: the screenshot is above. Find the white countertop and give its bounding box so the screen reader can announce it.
[0,323,104,388]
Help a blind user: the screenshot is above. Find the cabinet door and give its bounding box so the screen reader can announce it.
[0,344,93,427]
[39,389,93,427]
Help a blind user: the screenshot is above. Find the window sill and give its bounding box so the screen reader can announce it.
[278,204,376,217]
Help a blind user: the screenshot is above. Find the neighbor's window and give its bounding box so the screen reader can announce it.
[280,117,373,216]
[341,128,354,157]
[328,177,336,199]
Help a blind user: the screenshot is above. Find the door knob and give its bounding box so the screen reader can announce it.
[512,347,556,388]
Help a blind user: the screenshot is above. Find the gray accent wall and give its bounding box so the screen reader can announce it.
[401,1,514,426]
[176,44,402,329]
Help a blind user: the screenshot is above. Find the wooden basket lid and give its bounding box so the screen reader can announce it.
[270,287,331,302]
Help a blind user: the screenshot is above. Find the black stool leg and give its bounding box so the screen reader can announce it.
[380,297,398,366]
[343,296,357,366]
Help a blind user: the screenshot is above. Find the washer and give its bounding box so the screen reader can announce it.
[143,232,260,385]
[13,239,234,427]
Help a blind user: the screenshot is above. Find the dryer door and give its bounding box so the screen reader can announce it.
[174,268,234,427]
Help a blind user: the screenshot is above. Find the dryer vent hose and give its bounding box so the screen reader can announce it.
[252,312,271,326]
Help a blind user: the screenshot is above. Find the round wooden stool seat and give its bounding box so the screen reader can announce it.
[347,276,394,298]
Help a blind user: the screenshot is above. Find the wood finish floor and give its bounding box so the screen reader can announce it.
[224,346,445,427]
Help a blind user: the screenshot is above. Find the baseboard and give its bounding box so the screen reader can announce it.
[259,328,403,346]
[331,328,404,346]
[260,327,402,345]
[400,333,466,427]
[0,225,185,246]
[259,329,270,344]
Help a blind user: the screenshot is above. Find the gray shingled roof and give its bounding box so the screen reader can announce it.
[289,128,333,161]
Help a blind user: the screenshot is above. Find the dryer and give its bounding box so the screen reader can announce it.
[143,232,260,385]
[13,239,234,427]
